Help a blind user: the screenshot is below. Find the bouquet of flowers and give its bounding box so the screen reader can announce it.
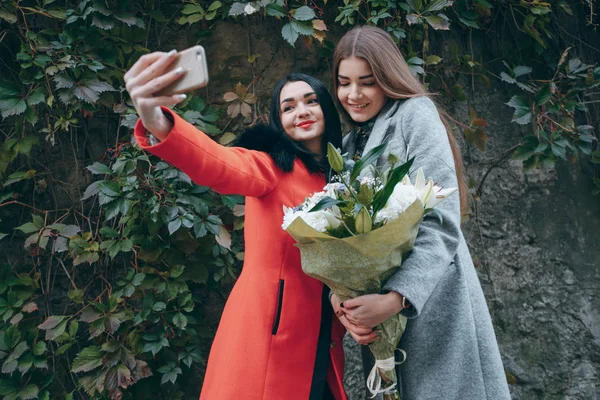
[282,143,457,399]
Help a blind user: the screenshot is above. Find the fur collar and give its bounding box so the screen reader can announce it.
[233,123,321,173]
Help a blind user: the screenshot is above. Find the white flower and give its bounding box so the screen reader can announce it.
[305,191,327,209]
[281,205,342,233]
[282,206,302,230]
[413,168,458,209]
[374,184,419,224]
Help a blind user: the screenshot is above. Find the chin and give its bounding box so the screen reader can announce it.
[349,113,369,123]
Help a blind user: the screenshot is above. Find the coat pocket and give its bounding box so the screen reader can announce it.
[271,279,284,335]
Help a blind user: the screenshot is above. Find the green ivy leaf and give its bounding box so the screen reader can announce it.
[0,378,18,396]
[132,273,146,286]
[290,19,314,36]
[0,98,27,118]
[535,85,552,106]
[17,222,41,234]
[26,88,45,106]
[172,312,187,329]
[86,162,112,175]
[228,2,245,16]
[424,14,450,30]
[0,10,17,24]
[292,6,315,21]
[281,23,299,46]
[266,4,286,17]
[71,346,103,373]
[45,319,68,341]
[506,95,532,125]
[32,341,46,356]
[168,218,182,235]
[170,265,185,279]
[18,384,39,400]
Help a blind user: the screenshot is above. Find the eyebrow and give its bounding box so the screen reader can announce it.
[280,92,316,105]
[337,74,374,80]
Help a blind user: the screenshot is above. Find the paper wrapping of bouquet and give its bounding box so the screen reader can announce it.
[285,199,424,399]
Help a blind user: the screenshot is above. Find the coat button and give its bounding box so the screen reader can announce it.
[330,341,336,348]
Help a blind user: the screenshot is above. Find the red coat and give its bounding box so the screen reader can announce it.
[134,110,348,400]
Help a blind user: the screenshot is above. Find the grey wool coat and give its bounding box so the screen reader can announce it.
[342,97,511,400]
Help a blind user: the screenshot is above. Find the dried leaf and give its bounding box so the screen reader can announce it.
[312,19,327,31]
[232,205,245,216]
[240,102,252,118]
[22,302,38,313]
[223,92,239,102]
[215,226,231,250]
[227,102,241,118]
[219,132,237,145]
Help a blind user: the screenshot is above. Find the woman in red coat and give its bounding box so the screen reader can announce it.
[124,51,354,399]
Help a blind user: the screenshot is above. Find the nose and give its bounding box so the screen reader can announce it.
[348,84,361,100]
[296,102,310,117]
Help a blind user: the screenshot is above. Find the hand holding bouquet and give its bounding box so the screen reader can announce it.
[282,143,457,399]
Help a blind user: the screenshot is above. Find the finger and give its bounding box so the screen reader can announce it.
[350,331,378,345]
[340,317,373,335]
[126,50,179,93]
[135,94,188,112]
[345,314,363,326]
[130,67,187,100]
[125,52,169,84]
[341,298,361,309]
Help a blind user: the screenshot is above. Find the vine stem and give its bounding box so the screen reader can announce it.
[476,143,523,197]
[58,258,78,290]
[0,200,70,214]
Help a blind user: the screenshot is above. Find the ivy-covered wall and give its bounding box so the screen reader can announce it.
[0,1,598,399]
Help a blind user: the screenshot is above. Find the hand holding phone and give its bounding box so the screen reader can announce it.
[156,45,209,96]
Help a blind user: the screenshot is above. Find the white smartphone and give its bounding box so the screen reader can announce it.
[157,45,209,96]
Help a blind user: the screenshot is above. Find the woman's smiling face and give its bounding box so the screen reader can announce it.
[337,56,387,123]
[279,80,325,154]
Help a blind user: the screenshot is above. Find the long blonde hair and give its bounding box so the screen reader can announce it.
[333,25,469,216]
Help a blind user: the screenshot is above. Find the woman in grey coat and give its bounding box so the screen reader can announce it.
[329,26,511,400]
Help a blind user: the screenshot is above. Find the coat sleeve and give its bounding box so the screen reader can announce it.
[133,108,283,197]
[382,97,462,318]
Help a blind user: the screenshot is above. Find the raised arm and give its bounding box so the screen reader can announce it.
[134,108,283,197]
[125,51,282,197]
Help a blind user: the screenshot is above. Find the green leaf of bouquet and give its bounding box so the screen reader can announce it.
[372,157,415,216]
[350,143,387,183]
[326,142,344,172]
[308,196,348,212]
